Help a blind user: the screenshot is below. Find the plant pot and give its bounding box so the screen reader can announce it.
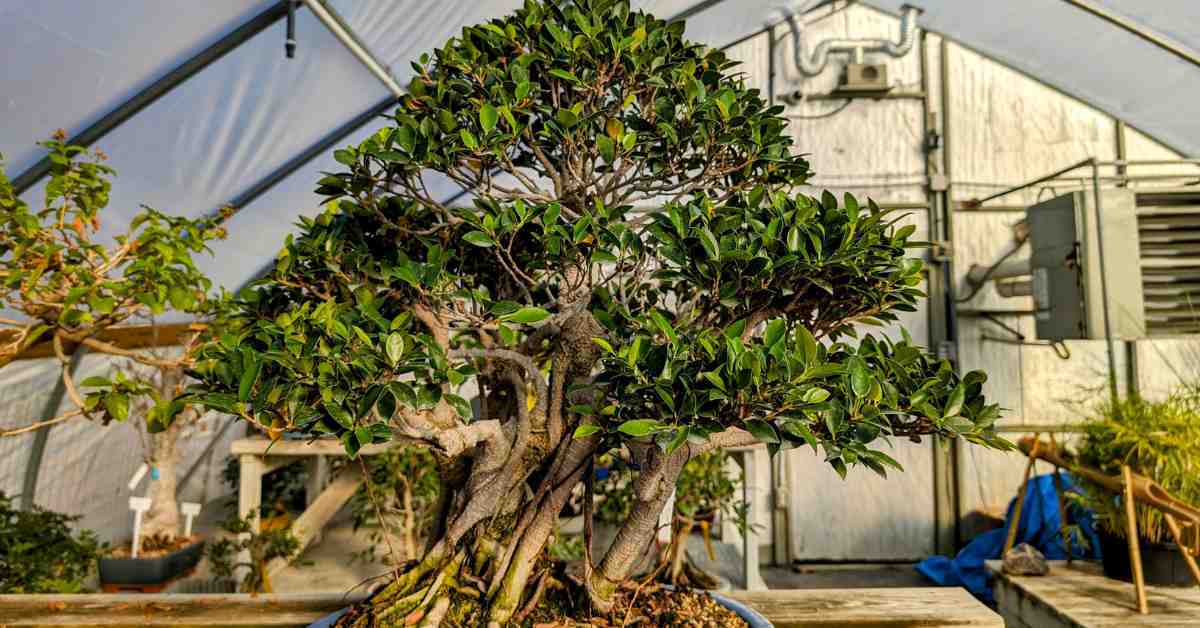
[98,538,206,588]
[306,593,773,628]
[1098,528,1196,587]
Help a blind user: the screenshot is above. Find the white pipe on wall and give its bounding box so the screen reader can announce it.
[782,3,922,77]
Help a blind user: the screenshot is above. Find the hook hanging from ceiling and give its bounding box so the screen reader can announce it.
[285,0,298,58]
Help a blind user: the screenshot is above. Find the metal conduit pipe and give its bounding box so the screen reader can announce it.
[783,3,922,76]
[995,280,1034,298]
[966,257,1032,285]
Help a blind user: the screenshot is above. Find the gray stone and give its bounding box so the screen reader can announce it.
[1002,543,1049,576]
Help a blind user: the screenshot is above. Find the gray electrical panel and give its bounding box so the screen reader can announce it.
[1027,189,1146,340]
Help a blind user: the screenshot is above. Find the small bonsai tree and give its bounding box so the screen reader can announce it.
[0,135,227,542]
[190,1,1005,623]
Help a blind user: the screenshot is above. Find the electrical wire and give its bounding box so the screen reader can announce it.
[785,99,854,119]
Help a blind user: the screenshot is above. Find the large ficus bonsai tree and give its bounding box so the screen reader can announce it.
[191,0,1005,624]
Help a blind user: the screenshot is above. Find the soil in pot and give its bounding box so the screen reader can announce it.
[1098,529,1197,587]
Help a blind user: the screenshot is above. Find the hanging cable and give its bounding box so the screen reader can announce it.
[785,99,854,120]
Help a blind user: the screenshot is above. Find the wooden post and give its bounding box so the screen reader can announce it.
[1003,438,1040,557]
[305,455,329,546]
[237,454,264,584]
[1052,467,1072,563]
[1122,464,1149,614]
[1163,513,1200,588]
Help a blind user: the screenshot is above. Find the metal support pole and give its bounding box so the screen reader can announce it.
[302,0,405,97]
[21,350,86,510]
[1090,160,1122,406]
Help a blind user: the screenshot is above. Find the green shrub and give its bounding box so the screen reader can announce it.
[1076,391,1200,544]
[0,491,103,593]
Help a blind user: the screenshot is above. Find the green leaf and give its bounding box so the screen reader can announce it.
[104,394,130,422]
[238,348,261,402]
[573,424,602,439]
[597,135,615,163]
[849,358,871,397]
[617,419,665,437]
[79,376,111,388]
[744,419,780,444]
[649,311,676,344]
[763,318,786,347]
[460,129,479,150]
[385,332,405,364]
[462,231,495,247]
[480,104,499,133]
[944,383,965,419]
[502,307,551,324]
[698,226,720,260]
[323,401,354,429]
[515,81,532,100]
[548,68,580,83]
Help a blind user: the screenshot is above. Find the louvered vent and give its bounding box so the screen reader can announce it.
[1137,191,1200,335]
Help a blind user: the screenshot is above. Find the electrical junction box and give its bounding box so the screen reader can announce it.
[837,63,889,94]
[1027,189,1146,340]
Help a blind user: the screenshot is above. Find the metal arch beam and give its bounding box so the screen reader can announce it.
[303,0,406,97]
[208,95,398,222]
[1061,0,1200,70]
[21,349,87,511]
[11,1,293,195]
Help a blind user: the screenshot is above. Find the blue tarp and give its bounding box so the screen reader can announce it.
[916,473,1102,603]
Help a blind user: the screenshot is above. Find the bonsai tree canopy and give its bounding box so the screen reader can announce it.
[0,134,228,540]
[191,0,1006,624]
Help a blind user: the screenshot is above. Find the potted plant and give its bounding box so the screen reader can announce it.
[205,513,301,593]
[1075,391,1200,586]
[189,1,1007,624]
[0,491,104,593]
[350,446,442,565]
[0,135,229,589]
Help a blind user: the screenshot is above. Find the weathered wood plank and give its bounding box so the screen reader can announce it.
[726,588,1002,627]
[987,560,1200,627]
[0,593,366,626]
[3,323,201,361]
[0,588,1000,627]
[230,439,388,457]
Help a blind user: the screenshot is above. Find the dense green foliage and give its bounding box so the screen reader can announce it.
[0,492,103,593]
[1077,391,1200,544]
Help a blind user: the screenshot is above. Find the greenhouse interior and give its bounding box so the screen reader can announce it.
[1,1,1198,626]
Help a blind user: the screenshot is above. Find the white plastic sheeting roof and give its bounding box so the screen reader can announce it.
[0,0,1197,535]
[3,0,1196,294]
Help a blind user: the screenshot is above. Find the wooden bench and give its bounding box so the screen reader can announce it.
[987,559,1200,627]
[0,588,1000,627]
[231,438,388,578]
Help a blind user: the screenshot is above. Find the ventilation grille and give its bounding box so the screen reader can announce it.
[1137,191,1200,335]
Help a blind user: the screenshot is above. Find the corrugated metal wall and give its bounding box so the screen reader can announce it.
[725,3,1198,562]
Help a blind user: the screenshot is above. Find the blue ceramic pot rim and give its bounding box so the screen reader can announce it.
[308,591,772,627]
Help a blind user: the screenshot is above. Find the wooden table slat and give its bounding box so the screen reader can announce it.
[1,588,1000,627]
